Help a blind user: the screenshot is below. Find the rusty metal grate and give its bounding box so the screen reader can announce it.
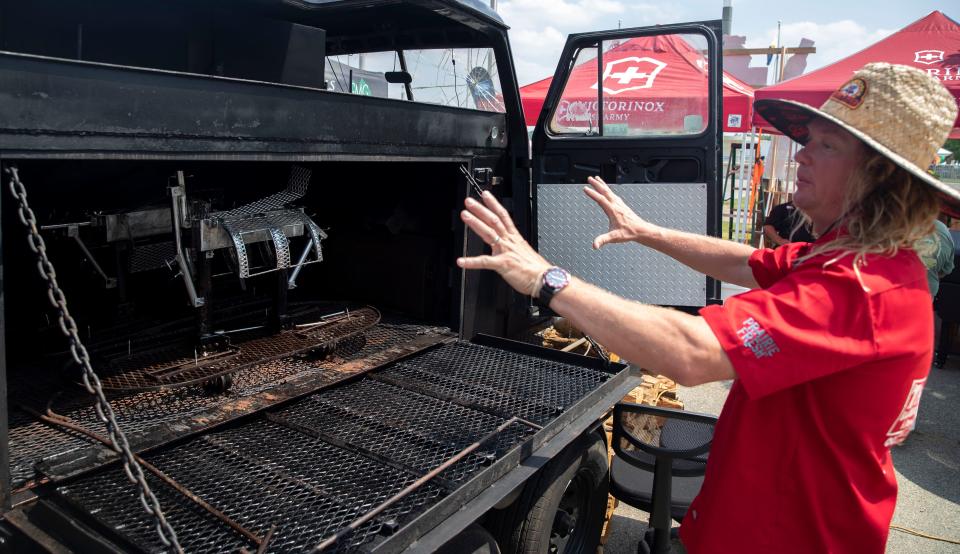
[374,341,612,424]
[44,324,447,436]
[95,307,381,392]
[11,323,452,492]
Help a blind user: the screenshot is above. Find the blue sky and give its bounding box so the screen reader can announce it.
[503,0,953,86]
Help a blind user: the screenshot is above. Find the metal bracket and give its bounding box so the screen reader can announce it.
[288,213,327,289]
[38,221,118,289]
[66,225,117,289]
[169,173,205,308]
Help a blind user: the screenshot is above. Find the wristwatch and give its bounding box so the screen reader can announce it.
[538,267,571,304]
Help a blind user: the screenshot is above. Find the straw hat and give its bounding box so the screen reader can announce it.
[754,63,959,214]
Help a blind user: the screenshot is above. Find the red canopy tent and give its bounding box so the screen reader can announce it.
[520,34,755,133]
[753,11,960,138]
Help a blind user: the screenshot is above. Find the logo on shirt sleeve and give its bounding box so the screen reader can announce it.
[884,378,926,447]
[736,317,780,358]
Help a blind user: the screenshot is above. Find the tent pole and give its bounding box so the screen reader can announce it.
[730,131,747,242]
[735,129,752,243]
[742,129,755,243]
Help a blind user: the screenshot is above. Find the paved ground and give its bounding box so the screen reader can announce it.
[603,284,960,553]
[604,367,960,553]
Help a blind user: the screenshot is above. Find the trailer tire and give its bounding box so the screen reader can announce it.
[490,429,609,554]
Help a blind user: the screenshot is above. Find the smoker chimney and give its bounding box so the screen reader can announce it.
[722,0,733,35]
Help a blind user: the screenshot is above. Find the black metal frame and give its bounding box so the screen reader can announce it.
[0,158,9,513]
[0,52,507,161]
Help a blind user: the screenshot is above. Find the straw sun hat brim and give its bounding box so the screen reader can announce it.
[754,98,960,217]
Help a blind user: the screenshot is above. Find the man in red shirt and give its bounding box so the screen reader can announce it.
[456,62,958,552]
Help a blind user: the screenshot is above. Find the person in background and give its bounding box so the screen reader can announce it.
[917,217,955,298]
[763,200,815,247]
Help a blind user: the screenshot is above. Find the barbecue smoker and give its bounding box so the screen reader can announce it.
[0,1,723,552]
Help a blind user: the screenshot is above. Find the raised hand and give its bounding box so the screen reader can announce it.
[583,176,652,249]
[457,191,553,297]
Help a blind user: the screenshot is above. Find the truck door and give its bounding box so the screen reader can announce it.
[531,21,724,309]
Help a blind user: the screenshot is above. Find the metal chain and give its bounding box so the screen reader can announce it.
[4,166,183,553]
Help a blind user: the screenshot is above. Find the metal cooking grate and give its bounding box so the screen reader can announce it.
[375,341,611,424]
[42,339,609,553]
[12,324,451,490]
[96,307,380,392]
[58,419,445,553]
[8,408,101,490]
[271,379,536,486]
[44,324,447,435]
[57,469,251,553]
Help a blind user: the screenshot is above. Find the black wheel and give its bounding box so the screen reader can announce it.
[489,430,609,554]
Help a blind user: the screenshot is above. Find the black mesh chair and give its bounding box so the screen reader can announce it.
[610,402,717,554]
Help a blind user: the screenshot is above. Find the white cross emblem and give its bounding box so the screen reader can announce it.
[610,66,649,84]
[914,50,944,65]
[591,57,667,95]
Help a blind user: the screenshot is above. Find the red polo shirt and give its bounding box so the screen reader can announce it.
[680,235,932,553]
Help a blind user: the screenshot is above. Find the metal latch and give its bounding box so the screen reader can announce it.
[472,167,503,189]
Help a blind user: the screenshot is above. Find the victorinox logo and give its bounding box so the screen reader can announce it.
[590,57,667,95]
[914,50,944,65]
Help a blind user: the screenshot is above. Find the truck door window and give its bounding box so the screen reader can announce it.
[549,33,710,137]
[549,46,601,135]
[326,48,505,112]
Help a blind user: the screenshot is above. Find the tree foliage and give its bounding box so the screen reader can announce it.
[943,139,960,161]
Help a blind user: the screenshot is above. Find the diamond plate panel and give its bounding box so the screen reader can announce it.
[537,182,707,307]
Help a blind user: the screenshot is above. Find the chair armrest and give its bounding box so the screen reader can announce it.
[612,402,717,471]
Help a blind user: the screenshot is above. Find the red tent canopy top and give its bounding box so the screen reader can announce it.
[520,34,755,133]
[754,11,960,138]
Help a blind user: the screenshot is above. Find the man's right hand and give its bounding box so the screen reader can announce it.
[583,176,654,249]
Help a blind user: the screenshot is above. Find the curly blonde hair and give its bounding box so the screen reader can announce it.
[799,150,941,269]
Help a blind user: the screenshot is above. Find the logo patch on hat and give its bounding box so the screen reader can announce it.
[830,78,868,109]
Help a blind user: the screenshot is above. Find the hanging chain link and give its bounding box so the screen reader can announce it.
[4,166,183,553]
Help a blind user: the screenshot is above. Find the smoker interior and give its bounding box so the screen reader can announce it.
[4,159,467,487]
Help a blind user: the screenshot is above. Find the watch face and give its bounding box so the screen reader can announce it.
[544,267,569,289]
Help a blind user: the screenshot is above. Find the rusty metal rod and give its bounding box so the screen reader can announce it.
[312,416,541,552]
[26,406,265,548]
[256,524,277,554]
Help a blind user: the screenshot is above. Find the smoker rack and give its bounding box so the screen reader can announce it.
[10,321,455,493]
[95,307,381,392]
[21,337,634,553]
